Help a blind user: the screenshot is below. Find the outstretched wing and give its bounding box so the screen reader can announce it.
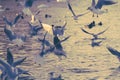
[66,0,76,17]
[3,16,12,26]
[95,0,117,9]
[107,46,120,57]
[76,11,90,18]
[0,58,12,76]
[92,0,96,7]
[60,35,71,43]
[7,48,14,66]
[95,0,104,9]
[13,14,23,25]
[25,0,34,8]
[80,28,94,35]
[4,26,16,41]
[13,57,26,67]
[97,27,109,35]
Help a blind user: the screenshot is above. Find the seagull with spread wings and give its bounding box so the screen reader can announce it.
[66,0,89,20]
[107,46,120,62]
[3,14,23,27]
[52,21,67,36]
[0,48,28,80]
[80,27,108,40]
[28,22,42,37]
[4,25,27,46]
[87,0,117,17]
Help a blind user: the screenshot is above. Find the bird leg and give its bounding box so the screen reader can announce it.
[92,14,94,17]
[97,14,99,17]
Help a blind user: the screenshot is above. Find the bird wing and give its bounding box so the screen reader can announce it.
[107,46,120,57]
[0,58,12,76]
[97,27,109,35]
[62,21,67,29]
[4,26,16,41]
[60,35,71,43]
[34,26,42,32]
[80,28,94,35]
[25,0,34,8]
[13,14,22,25]
[92,0,96,7]
[66,0,76,17]
[27,22,33,29]
[95,0,104,9]
[13,57,26,67]
[76,11,90,17]
[3,16,12,26]
[95,0,117,9]
[7,48,14,66]
[103,0,117,5]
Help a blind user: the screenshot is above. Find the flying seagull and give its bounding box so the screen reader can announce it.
[3,14,23,27]
[66,0,89,20]
[87,0,117,17]
[52,21,67,36]
[0,48,28,80]
[4,25,27,46]
[107,46,120,61]
[80,27,109,40]
[28,22,42,37]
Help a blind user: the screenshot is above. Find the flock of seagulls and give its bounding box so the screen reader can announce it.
[0,0,119,80]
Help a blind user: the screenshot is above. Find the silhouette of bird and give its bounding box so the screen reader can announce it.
[49,72,64,80]
[91,39,103,47]
[87,0,117,17]
[3,14,23,27]
[38,32,50,57]
[107,46,120,61]
[4,25,27,46]
[67,0,89,20]
[4,25,16,41]
[28,22,42,37]
[24,0,34,8]
[52,21,67,36]
[80,27,108,40]
[0,48,28,80]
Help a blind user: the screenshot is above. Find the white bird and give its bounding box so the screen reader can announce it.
[87,0,117,17]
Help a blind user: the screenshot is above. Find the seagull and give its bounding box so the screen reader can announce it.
[4,25,16,41]
[52,21,67,36]
[0,48,28,80]
[87,0,117,17]
[3,14,23,27]
[80,27,108,40]
[4,25,27,46]
[107,46,120,61]
[38,32,50,57]
[45,35,70,59]
[28,22,42,37]
[66,0,89,20]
